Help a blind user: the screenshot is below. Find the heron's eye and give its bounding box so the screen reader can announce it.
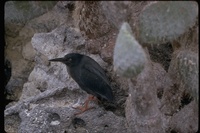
[68,58,72,62]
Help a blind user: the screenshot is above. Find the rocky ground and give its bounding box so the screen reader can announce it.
[4,1,198,133]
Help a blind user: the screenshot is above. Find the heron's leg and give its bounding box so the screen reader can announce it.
[72,95,97,115]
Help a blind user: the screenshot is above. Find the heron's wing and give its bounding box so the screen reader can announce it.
[84,56,110,84]
[80,64,114,102]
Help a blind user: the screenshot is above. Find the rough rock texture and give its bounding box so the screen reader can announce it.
[100,1,131,29]
[125,52,167,133]
[73,1,113,39]
[169,101,198,133]
[4,1,57,25]
[17,106,127,133]
[5,1,198,133]
[86,28,118,64]
[5,1,71,102]
[5,12,127,132]
[5,25,127,132]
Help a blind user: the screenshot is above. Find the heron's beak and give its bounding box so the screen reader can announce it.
[49,57,65,62]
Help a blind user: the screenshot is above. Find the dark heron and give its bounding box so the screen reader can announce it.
[49,53,114,114]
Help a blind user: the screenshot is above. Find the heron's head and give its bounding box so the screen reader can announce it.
[49,53,83,67]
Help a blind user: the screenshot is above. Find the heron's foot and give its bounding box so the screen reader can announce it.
[72,95,98,115]
[72,106,95,115]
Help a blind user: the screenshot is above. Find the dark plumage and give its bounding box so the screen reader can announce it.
[49,53,114,102]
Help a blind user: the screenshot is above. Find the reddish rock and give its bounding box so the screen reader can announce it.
[100,32,117,64]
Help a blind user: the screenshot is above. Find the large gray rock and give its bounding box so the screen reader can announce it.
[5,1,57,24]
[5,23,127,132]
[19,25,85,100]
[5,1,72,102]
[100,1,131,29]
[125,53,167,133]
[169,101,198,133]
[18,105,127,133]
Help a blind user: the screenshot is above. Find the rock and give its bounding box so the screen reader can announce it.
[147,43,173,71]
[17,105,127,133]
[22,41,36,61]
[5,1,57,24]
[5,1,198,133]
[169,101,198,133]
[56,1,75,12]
[78,109,127,133]
[125,52,166,133]
[5,1,71,103]
[20,25,85,100]
[5,22,24,38]
[73,1,112,39]
[86,29,117,64]
[86,39,102,54]
[100,1,131,29]
[138,1,198,44]
[5,21,128,132]
[100,1,151,39]
[4,115,21,133]
[20,82,41,100]
[5,77,27,101]
[128,1,151,41]
[100,30,117,64]
[18,105,74,133]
